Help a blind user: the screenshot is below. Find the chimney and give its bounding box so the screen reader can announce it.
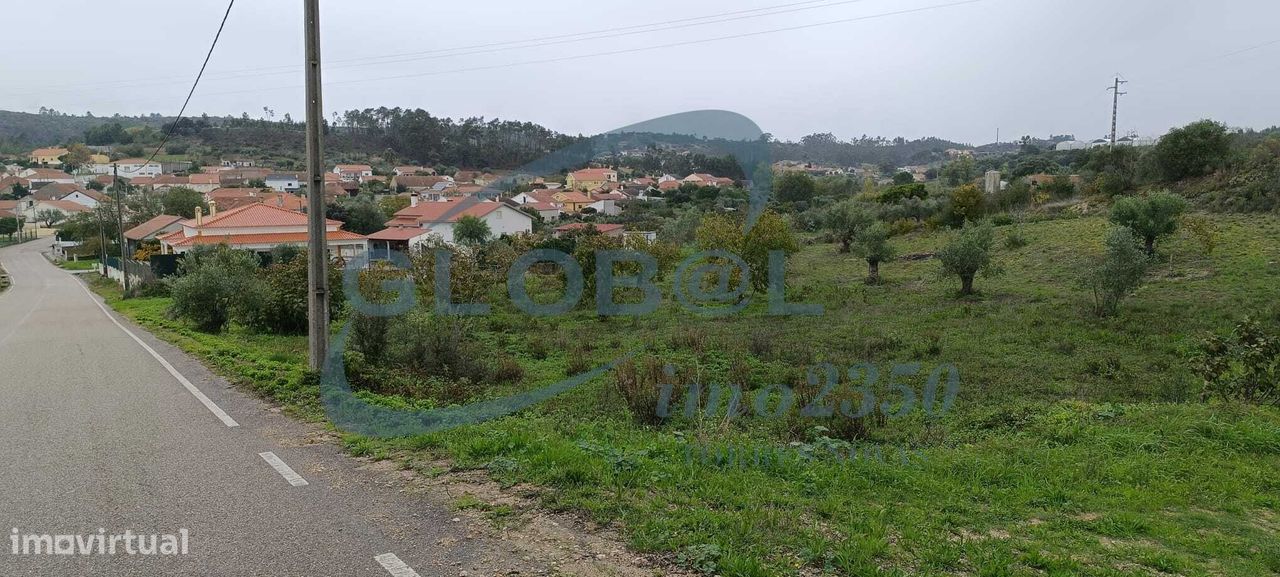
[277,194,284,207]
[410,191,419,208]
[195,206,203,227]
[209,201,217,218]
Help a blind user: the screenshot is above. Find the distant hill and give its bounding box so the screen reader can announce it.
[0,107,976,172]
[0,110,172,151]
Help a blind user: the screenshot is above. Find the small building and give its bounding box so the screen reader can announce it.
[375,197,533,246]
[265,173,301,193]
[333,164,373,182]
[566,168,618,191]
[30,147,69,166]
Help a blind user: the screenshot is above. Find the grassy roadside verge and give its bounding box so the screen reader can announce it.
[83,213,1280,576]
[58,258,98,271]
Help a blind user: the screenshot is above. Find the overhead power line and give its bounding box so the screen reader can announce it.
[119,0,236,173]
[4,0,877,97]
[161,0,987,103]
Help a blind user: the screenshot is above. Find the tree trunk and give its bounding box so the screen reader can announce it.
[960,274,975,295]
[1144,236,1156,256]
[839,238,851,253]
[866,259,880,285]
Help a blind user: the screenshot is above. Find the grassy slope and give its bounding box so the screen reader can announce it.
[90,213,1280,577]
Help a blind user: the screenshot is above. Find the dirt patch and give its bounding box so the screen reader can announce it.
[354,452,694,577]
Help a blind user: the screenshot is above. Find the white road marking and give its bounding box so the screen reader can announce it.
[258,451,309,487]
[375,553,423,577]
[76,281,240,427]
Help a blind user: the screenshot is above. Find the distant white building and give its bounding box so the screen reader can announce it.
[265,173,301,193]
[89,158,163,177]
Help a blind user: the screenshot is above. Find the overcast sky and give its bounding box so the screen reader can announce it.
[2,0,1277,144]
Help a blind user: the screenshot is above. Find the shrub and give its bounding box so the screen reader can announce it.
[242,250,345,335]
[350,313,390,363]
[385,311,490,384]
[1153,119,1231,181]
[1083,227,1149,317]
[1196,315,1280,405]
[936,220,1000,296]
[168,245,264,333]
[695,210,800,293]
[1003,227,1029,250]
[612,355,675,426]
[943,183,985,227]
[1110,191,1187,255]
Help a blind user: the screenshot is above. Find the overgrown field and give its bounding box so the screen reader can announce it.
[91,213,1280,576]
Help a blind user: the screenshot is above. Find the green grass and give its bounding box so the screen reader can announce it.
[58,258,99,271]
[89,213,1280,576]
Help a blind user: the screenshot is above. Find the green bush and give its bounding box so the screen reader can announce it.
[243,250,345,335]
[168,245,265,333]
[1196,315,1280,405]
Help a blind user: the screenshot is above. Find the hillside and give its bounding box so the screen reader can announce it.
[91,212,1280,576]
[0,109,171,152]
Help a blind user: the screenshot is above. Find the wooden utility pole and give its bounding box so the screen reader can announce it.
[304,0,328,370]
[1107,76,1128,149]
[113,163,131,297]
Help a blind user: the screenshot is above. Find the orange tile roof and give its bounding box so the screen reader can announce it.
[190,173,221,185]
[183,202,340,229]
[570,168,616,181]
[40,200,91,213]
[390,200,500,225]
[555,223,624,234]
[125,214,184,240]
[368,227,431,241]
[164,230,366,248]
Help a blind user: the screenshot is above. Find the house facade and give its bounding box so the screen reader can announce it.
[373,198,532,246]
[30,148,69,166]
[566,168,618,191]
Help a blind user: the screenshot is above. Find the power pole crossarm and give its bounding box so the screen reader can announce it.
[304,0,329,371]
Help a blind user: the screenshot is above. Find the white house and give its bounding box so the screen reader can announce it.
[265,173,301,193]
[90,158,163,177]
[333,164,373,182]
[371,197,532,247]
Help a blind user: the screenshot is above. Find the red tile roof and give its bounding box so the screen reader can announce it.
[368,227,430,241]
[163,230,366,248]
[389,201,501,225]
[555,223,624,234]
[184,202,340,229]
[39,200,91,213]
[125,214,184,241]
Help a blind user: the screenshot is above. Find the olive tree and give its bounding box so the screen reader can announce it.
[1084,227,1149,317]
[822,200,874,253]
[853,221,895,284]
[937,220,1000,296]
[1109,191,1187,256]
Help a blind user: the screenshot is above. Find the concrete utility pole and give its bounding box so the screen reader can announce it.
[304,0,328,371]
[1107,75,1128,149]
[113,163,130,297]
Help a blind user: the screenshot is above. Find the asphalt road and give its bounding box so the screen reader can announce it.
[0,238,481,576]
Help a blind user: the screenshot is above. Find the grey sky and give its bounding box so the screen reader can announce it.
[3,0,1277,144]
